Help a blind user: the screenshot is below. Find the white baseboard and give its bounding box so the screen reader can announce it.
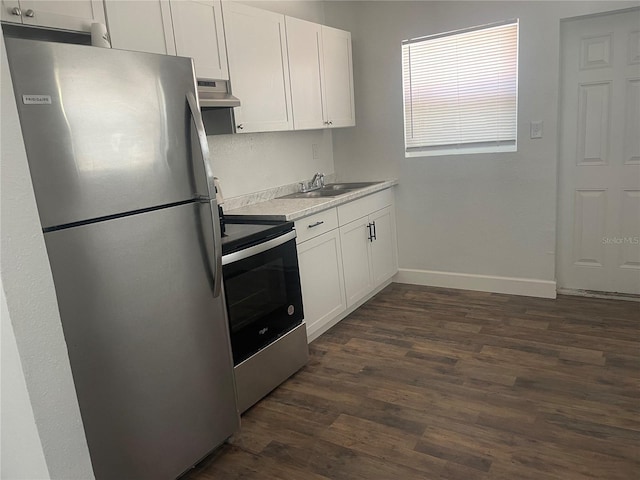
[394,268,557,299]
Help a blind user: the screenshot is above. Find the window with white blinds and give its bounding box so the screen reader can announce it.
[402,20,519,157]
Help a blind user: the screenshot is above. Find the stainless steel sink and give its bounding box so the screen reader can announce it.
[281,190,347,199]
[322,181,384,190]
[280,181,384,199]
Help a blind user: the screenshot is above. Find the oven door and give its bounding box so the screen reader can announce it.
[222,230,304,364]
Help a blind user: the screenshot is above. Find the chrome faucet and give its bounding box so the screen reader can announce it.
[311,172,325,189]
[300,173,325,192]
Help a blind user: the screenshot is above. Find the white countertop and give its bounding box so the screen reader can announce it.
[225,180,398,221]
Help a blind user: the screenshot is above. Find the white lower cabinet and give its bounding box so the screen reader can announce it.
[369,206,397,286]
[296,188,398,341]
[340,217,374,307]
[297,228,346,341]
[341,205,397,308]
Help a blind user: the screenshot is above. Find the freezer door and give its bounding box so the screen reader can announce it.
[44,202,238,480]
[5,37,209,229]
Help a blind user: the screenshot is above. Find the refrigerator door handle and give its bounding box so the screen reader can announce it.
[187,91,222,298]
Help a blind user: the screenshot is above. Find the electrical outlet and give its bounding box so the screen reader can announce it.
[530,121,543,139]
[312,143,319,159]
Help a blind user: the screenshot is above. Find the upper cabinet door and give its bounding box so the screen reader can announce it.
[170,0,228,80]
[224,2,293,133]
[17,0,105,32]
[322,25,355,128]
[285,16,325,130]
[1,1,22,23]
[105,0,176,55]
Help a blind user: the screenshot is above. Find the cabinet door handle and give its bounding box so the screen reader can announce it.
[11,7,22,15]
[371,221,377,241]
[367,223,373,242]
[308,221,324,228]
[25,9,34,17]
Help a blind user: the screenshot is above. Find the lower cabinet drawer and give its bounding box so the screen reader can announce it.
[337,189,394,226]
[294,208,339,244]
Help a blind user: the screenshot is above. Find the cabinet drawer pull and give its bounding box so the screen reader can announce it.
[308,221,324,228]
[25,8,34,17]
[11,7,22,15]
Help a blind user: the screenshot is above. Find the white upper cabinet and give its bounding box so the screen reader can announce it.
[169,0,228,80]
[321,25,355,128]
[105,0,228,79]
[105,1,175,55]
[223,2,292,133]
[285,17,356,130]
[285,16,325,130]
[1,0,105,32]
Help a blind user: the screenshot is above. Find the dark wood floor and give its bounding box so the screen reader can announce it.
[184,284,640,480]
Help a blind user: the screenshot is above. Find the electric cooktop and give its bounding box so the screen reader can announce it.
[221,219,294,256]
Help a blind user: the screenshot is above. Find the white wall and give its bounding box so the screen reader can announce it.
[212,0,334,200]
[1,282,50,480]
[0,33,94,479]
[209,130,333,199]
[239,0,326,23]
[324,0,637,296]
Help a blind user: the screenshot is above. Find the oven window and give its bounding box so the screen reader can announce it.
[223,237,304,364]
[225,257,287,333]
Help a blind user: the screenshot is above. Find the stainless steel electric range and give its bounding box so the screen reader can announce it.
[221,219,309,413]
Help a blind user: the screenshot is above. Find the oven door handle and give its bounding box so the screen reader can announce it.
[187,91,222,298]
[222,230,297,266]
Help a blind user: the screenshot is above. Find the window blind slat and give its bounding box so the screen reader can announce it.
[402,20,519,156]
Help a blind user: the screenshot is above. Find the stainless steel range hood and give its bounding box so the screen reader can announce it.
[197,79,240,107]
[197,79,239,135]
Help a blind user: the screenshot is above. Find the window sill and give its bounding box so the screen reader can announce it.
[405,144,517,158]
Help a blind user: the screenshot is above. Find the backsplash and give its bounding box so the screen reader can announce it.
[222,173,337,211]
[207,129,334,200]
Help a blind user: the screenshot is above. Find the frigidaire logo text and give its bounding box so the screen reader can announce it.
[258,327,269,335]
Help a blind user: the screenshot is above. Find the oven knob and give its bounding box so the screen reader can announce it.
[287,305,295,316]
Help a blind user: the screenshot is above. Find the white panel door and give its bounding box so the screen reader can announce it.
[285,16,325,130]
[558,9,640,295]
[340,217,373,307]
[18,0,105,32]
[297,230,346,340]
[224,2,292,132]
[105,0,176,55]
[321,25,355,128]
[370,206,398,286]
[170,0,228,80]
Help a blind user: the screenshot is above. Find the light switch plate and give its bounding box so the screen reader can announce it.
[530,121,543,139]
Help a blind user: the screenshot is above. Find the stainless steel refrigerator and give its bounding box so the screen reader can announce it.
[5,37,239,479]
